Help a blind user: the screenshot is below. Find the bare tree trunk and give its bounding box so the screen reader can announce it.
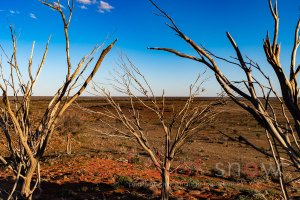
[21,159,38,200]
[161,160,171,200]
[66,133,72,155]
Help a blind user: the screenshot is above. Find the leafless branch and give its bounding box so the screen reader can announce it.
[148,0,300,198]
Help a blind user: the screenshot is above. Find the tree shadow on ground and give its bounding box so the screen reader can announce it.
[0,178,159,200]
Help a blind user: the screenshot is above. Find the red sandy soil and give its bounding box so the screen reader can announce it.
[1,98,299,199]
[1,153,292,199]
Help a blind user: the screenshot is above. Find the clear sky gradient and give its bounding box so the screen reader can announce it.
[0,0,299,96]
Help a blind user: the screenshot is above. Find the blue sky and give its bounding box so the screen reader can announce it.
[0,0,299,96]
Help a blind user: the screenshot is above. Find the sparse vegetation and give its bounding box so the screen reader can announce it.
[186,178,200,190]
[114,175,133,188]
[0,98,295,199]
[237,189,267,200]
[57,111,84,155]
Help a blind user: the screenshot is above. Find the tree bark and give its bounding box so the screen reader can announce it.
[21,159,38,200]
[161,160,171,200]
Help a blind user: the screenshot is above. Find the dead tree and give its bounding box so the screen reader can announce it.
[0,0,116,199]
[88,57,220,200]
[148,0,299,199]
